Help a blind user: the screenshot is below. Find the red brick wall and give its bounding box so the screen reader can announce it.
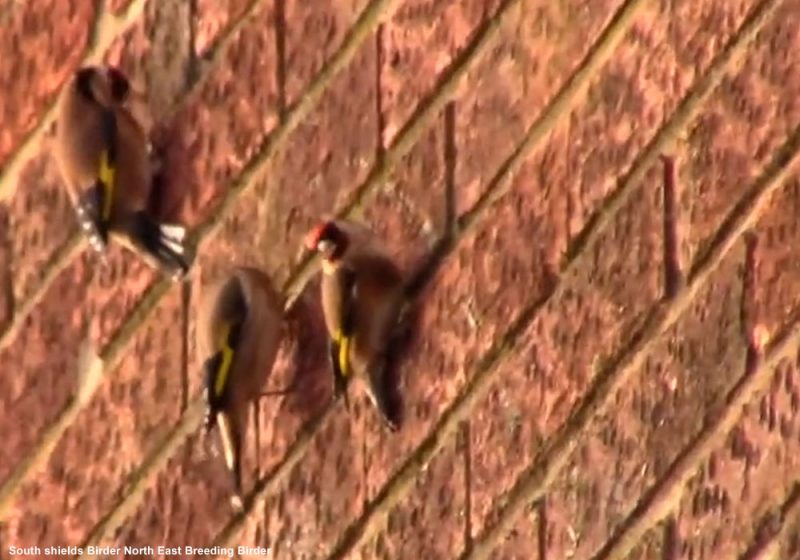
[1,0,799,558]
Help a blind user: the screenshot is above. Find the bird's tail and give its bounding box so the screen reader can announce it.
[121,211,192,280]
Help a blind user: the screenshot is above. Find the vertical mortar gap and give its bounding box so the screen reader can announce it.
[375,23,386,163]
[274,0,288,121]
[180,281,191,414]
[661,155,684,299]
[538,498,548,560]
[460,421,473,554]
[742,232,760,375]
[662,516,678,560]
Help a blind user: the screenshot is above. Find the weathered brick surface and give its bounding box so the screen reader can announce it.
[469,169,663,539]
[104,0,194,126]
[105,433,236,555]
[3,0,800,556]
[194,0,254,55]
[542,250,745,558]
[0,0,96,166]
[379,0,503,147]
[0,260,89,486]
[487,505,540,560]
[358,442,467,559]
[363,110,445,248]
[0,288,183,548]
[669,353,800,558]
[258,38,379,285]
[155,1,279,226]
[453,0,624,214]
[750,178,800,342]
[283,0,372,107]
[253,407,370,558]
[7,152,77,304]
[659,170,800,558]
[680,2,800,264]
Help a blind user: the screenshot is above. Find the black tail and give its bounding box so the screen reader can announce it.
[365,356,400,432]
[127,211,191,278]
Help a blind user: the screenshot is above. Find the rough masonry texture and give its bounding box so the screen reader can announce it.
[1,0,799,558]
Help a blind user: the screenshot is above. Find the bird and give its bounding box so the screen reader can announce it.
[52,64,190,280]
[196,266,292,510]
[304,217,406,432]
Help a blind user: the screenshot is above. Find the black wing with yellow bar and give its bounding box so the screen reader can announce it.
[329,266,357,403]
[202,320,244,432]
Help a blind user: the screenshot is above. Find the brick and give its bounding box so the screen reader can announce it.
[0,242,155,474]
[104,0,194,124]
[469,173,662,539]
[680,2,800,263]
[124,405,369,557]
[194,0,254,55]
[370,441,466,559]
[749,176,800,346]
[283,0,372,107]
[379,0,503,147]
[0,263,88,488]
[452,0,624,213]
[624,528,667,560]
[8,152,77,304]
[106,433,236,553]
[671,355,800,558]
[782,513,800,558]
[2,288,184,547]
[0,206,11,331]
[258,38,379,285]
[155,3,279,226]
[485,502,540,560]
[541,246,745,559]
[0,0,96,165]
[362,110,446,247]
[665,0,765,75]
[410,0,702,385]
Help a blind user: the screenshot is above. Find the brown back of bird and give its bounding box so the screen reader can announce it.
[196,266,284,419]
[321,253,404,376]
[54,74,152,221]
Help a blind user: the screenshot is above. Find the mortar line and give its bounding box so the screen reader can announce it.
[0,0,396,524]
[74,0,523,538]
[0,0,147,201]
[473,122,800,560]
[21,0,764,548]
[592,315,800,560]
[0,0,277,352]
[310,0,785,556]
[561,0,777,266]
[738,482,800,560]
[210,0,532,545]
[281,0,526,304]
[0,234,84,353]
